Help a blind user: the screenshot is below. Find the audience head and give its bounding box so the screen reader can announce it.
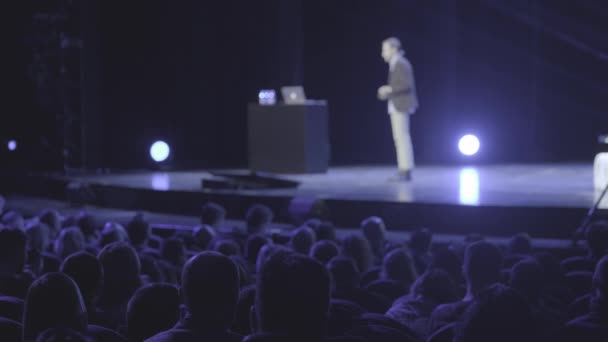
[342,234,373,273]
[60,252,102,307]
[39,209,61,240]
[182,252,239,329]
[585,220,608,258]
[327,256,360,292]
[125,218,150,248]
[256,251,330,340]
[54,227,86,260]
[310,240,340,265]
[454,283,534,342]
[213,239,241,256]
[0,227,27,274]
[127,283,180,342]
[76,212,97,242]
[25,222,50,253]
[304,218,322,230]
[161,237,186,267]
[463,241,502,294]
[410,268,458,304]
[23,272,87,341]
[97,242,141,306]
[191,224,216,250]
[290,226,316,255]
[592,255,608,298]
[315,221,337,241]
[245,235,268,264]
[507,233,532,255]
[2,211,25,231]
[361,216,386,256]
[509,259,544,301]
[200,202,226,228]
[381,248,418,286]
[429,246,463,284]
[409,227,433,254]
[256,244,288,274]
[246,204,274,235]
[99,222,128,248]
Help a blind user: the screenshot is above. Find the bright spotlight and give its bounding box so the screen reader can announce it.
[150,141,170,162]
[7,140,17,152]
[458,134,480,156]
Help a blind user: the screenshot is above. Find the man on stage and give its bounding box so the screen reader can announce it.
[378,37,419,181]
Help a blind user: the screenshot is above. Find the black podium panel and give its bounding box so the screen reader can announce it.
[248,103,329,173]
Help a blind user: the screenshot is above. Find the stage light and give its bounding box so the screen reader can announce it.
[459,167,480,205]
[459,135,480,156]
[7,140,17,152]
[150,141,170,162]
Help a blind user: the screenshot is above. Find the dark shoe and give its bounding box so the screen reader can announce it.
[389,170,412,182]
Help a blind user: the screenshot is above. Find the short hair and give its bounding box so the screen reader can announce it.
[75,212,97,238]
[200,202,226,226]
[54,227,86,260]
[60,252,103,306]
[290,227,316,255]
[97,242,141,306]
[246,204,274,234]
[257,251,330,338]
[383,37,403,52]
[463,241,502,287]
[455,284,534,342]
[127,283,180,342]
[382,248,418,286]
[192,225,216,250]
[310,240,340,265]
[361,216,386,243]
[99,222,128,248]
[246,235,269,264]
[0,227,27,271]
[125,218,150,246]
[410,228,433,253]
[23,272,87,340]
[341,234,373,273]
[256,244,289,274]
[182,252,239,327]
[411,269,458,304]
[161,237,186,266]
[327,256,360,292]
[507,233,532,255]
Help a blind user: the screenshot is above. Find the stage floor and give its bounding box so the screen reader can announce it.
[60,163,599,209]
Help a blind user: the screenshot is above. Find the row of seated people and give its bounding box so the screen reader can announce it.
[0,198,606,341]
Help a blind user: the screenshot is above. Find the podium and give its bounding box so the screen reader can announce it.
[247,102,329,173]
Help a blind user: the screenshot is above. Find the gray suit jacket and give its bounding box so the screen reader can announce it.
[388,56,419,114]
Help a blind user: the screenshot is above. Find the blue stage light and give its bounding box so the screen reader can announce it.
[459,135,480,156]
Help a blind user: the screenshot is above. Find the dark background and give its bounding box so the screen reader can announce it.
[3,0,608,170]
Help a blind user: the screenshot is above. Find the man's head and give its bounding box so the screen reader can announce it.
[341,234,373,273]
[161,237,186,267]
[54,227,86,260]
[410,269,458,304]
[382,248,418,286]
[463,241,503,293]
[509,259,544,302]
[127,283,180,342]
[382,37,402,63]
[39,209,61,240]
[99,222,129,248]
[361,216,386,257]
[315,222,337,242]
[200,202,226,228]
[410,228,433,254]
[290,226,316,255]
[507,233,532,255]
[0,227,27,273]
[256,251,330,339]
[182,252,239,329]
[23,272,87,340]
[246,204,274,235]
[310,240,340,265]
[327,256,360,293]
[60,252,103,307]
[125,218,151,248]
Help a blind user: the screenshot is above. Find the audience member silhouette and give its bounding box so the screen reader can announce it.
[76,212,98,245]
[252,251,330,342]
[200,202,226,229]
[126,283,180,342]
[409,228,433,273]
[314,221,337,242]
[146,251,241,342]
[310,240,340,265]
[342,234,374,274]
[125,218,153,253]
[38,209,61,242]
[191,224,216,250]
[245,235,269,271]
[54,227,86,260]
[290,226,316,255]
[97,242,142,330]
[361,216,386,263]
[246,204,274,235]
[428,241,502,333]
[562,221,608,273]
[0,227,34,298]
[60,252,103,325]
[99,222,129,248]
[387,269,458,338]
[453,283,534,342]
[2,211,25,231]
[213,239,242,256]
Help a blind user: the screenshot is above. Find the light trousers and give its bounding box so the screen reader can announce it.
[389,112,415,171]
